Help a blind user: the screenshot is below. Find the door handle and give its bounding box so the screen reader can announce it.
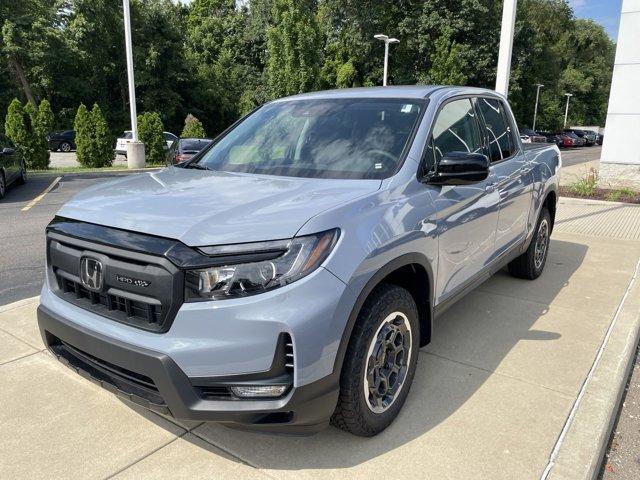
[485,182,496,193]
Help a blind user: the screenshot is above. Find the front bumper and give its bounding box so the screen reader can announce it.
[38,305,339,434]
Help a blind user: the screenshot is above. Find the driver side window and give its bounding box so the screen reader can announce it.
[424,98,483,171]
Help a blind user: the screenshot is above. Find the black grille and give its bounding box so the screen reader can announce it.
[284,333,294,372]
[47,229,184,333]
[57,275,163,326]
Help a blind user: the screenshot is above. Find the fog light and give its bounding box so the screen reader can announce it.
[230,385,289,398]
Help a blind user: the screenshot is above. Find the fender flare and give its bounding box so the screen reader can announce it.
[332,253,435,375]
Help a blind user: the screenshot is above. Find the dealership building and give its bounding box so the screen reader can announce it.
[600,0,640,188]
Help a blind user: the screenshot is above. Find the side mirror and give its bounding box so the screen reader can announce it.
[1,147,15,155]
[425,152,490,185]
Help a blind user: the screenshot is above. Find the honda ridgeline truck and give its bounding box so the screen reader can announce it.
[38,86,560,436]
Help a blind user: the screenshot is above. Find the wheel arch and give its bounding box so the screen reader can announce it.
[333,253,435,375]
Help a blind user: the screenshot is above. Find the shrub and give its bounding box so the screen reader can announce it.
[569,169,598,197]
[138,112,165,164]
[90,104,114,167]
[74,103,113,168]
[181,114,206,138]
[37,99,55,137]
[74,103,92,167]
[4,98,49,169]
[4,99,27,147]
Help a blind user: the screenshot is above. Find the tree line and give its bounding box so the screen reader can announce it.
[1,0,615,143]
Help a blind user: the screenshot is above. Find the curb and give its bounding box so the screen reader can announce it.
[558,196,640,208]
[545,260,640,480]
[0,296,40,314]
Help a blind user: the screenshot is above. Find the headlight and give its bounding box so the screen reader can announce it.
[185,229,339,300]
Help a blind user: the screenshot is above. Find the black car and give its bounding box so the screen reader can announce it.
[0,134,26,199]
[47,130,76,152]
[171,138,214,164]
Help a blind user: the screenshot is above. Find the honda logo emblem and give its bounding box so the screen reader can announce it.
[80,257,103,292]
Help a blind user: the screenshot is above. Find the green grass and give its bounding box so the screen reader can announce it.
[569,175,598,197]
[606,187,635,202]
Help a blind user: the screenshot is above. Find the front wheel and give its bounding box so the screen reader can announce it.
[332,284,420,436]
[508,207,551,280]
[0,171,6,199]
[60,142,72,152]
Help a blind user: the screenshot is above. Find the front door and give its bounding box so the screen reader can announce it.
[476,97,533,257]
[425,98,500,304]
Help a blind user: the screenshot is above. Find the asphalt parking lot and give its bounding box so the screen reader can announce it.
[0,173,135,305]
[560,145,601,167]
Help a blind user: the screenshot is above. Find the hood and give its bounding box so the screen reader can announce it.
[57,167,381,246]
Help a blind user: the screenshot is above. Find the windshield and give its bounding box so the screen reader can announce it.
[194,98,424,179]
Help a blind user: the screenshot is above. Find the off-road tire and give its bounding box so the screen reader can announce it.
[508,207,551,280]
[331,284,420,436]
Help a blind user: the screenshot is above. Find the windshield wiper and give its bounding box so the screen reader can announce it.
[182,163,212,171]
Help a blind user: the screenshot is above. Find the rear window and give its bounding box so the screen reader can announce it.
[179,139,213,152]
[122,132,133,139]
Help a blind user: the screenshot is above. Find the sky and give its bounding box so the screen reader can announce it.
[568,0,622,39]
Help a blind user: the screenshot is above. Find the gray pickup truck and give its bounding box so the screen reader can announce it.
[38,86,560,436]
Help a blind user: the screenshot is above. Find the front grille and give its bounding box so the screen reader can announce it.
[57,275,163,326]
[47,229,184,333]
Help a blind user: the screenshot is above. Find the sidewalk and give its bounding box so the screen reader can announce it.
[1,198,640,480]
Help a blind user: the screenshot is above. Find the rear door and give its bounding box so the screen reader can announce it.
[476,97,533,257]
[0,135,19,183]
[427,97,500,303]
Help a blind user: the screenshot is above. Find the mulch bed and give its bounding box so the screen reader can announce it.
[559,186,640,204]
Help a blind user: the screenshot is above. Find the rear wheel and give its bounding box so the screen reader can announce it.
[508,207,551,280]
[332,284,420,436]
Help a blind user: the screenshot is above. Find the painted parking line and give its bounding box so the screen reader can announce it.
[21,176,62,212]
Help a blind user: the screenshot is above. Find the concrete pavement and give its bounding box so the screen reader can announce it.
[2,198,640,479]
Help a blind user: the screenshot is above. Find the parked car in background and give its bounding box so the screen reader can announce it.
[115,131,179,156]
[563,131,586,147]
[519,128,547,143]
[47,130,76,152]
[583,130,598,146]
[171,138,214,164]
[565,129,595,146]
[539,132,565,148]
[38,86,560,437]
[0,134,26,199]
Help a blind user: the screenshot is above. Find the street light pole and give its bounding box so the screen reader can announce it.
[564,93,573,128]
[122,0,145,168]
[374,34,400,86]
[495,0,518,97]
[532,83,544,131]
[123,0,138,142]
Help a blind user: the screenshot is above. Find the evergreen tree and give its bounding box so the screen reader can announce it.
[181,114,207,138]
[138,112,166,164]
[36,99,55,137]
[4,99,28,148]
[90,104,114,167]
[74,103,92,167]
